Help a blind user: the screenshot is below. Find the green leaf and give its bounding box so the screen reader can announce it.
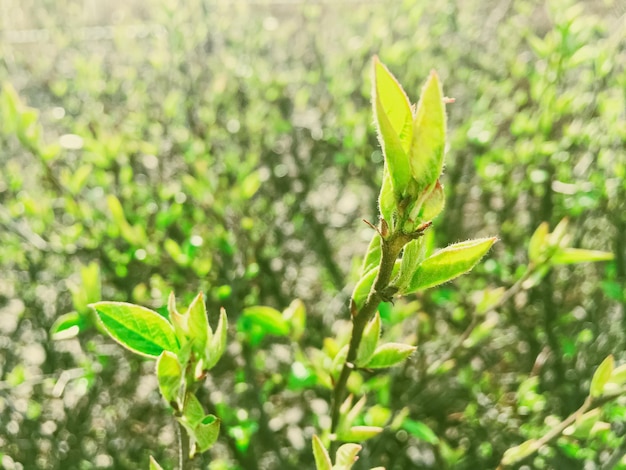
[339,426,383,443]
[590,354,614,398]
[50,312,85,340]
[192,415,220,454]
[312,435,332,470]
[205,308,228,369]
[372,57,413,197]
[149,456,165,470]
[334,443,362,468]
[355,312,381,367]
[183,392,205,427]
[607,364,626,387]
[418,180,445,222]
[283,299,306,341]
[352,266,379,310]
[551,248,614,265]
[402,418,439,444]
[378,167,396,226]
[563,409,601,439]
[186,292,210,354]
[410,71,446,191]
[90,301,179,357]
[168,291,189,340]
[156,350,183,407]
[366,343,416,369]
[395,237,427,293]
[501,439,540,466]
[241,306,289,337]
[1,83,20,135]
[407,237,497,293]
[361,234,382,277]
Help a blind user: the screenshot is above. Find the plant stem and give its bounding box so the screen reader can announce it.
[497,393,623,468]
[330,232,406,434]
[177,421,190,470]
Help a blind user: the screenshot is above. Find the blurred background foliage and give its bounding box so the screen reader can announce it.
[0,0,625,468]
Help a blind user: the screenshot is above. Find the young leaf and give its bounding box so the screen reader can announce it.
[241,306,289,337]
[192,415,220,454]
[355,312,381,367]
[372,57,413,197]
[205,308,228,370]
[361,234,382,277]
[528,221,549,264]
[395,237,427,293]
[334,443,362,468]
[168,292,189,340]
[90,302,179,357]
[339,426,383,443]
[551,248,614,265]
[402,418,439,444]
[563,409,601,438]
[590,354,614,398]
[149,456,165,470]
[187,292,210,354]
[283,299,306,341]
[366,343,416,369]
[501,439,540,466]
[183,392,205,427]
[312,435,332,470]
[156,350,183,407]
[50,312,85,340]
[407,237,497,293]
[418,180,445,222]
[352,267,379,310]
[410,71,446,192]
[378,168,396,227]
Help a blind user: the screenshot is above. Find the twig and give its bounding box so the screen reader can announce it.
[330,232,408,433]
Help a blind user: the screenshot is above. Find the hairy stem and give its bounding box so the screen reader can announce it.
[330,232,407,433]
[177,421,190,470]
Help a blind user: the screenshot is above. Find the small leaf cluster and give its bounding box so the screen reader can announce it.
[90,292,227,458]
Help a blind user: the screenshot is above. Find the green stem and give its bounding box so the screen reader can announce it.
[177,421,190,470]
[497,393,623,468]
[330,232,407,434]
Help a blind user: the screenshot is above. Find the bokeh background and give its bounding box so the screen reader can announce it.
[1,0,625,468]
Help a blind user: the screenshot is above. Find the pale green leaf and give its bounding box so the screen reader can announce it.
[355,313,381,367]
[378,167,396,228]
[339,426,383,443]
[187,292,210,354]
[312,435,332,470]
[334,443,362,468]
[366,343,416,369]
[50,312,84,341]
[149,456,165,470]
[361,234,382,277]
[192,415,220,454]
[156,350,183,406]
[352,266,379,310]
[590,354,614,398]
[395,237,427,293]
[205,308,228,369]
[373,57,413,196]
[551,248,614,265]
[528,222,549,264]
[501,439,540,466]
[410,71,446,191]
[407,237,497,293]
[90,302,179,357]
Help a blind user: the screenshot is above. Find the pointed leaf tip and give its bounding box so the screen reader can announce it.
[407,237,497,293]
[90,301,179,357]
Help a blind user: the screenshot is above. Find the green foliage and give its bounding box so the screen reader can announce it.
[0,1,624,469]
